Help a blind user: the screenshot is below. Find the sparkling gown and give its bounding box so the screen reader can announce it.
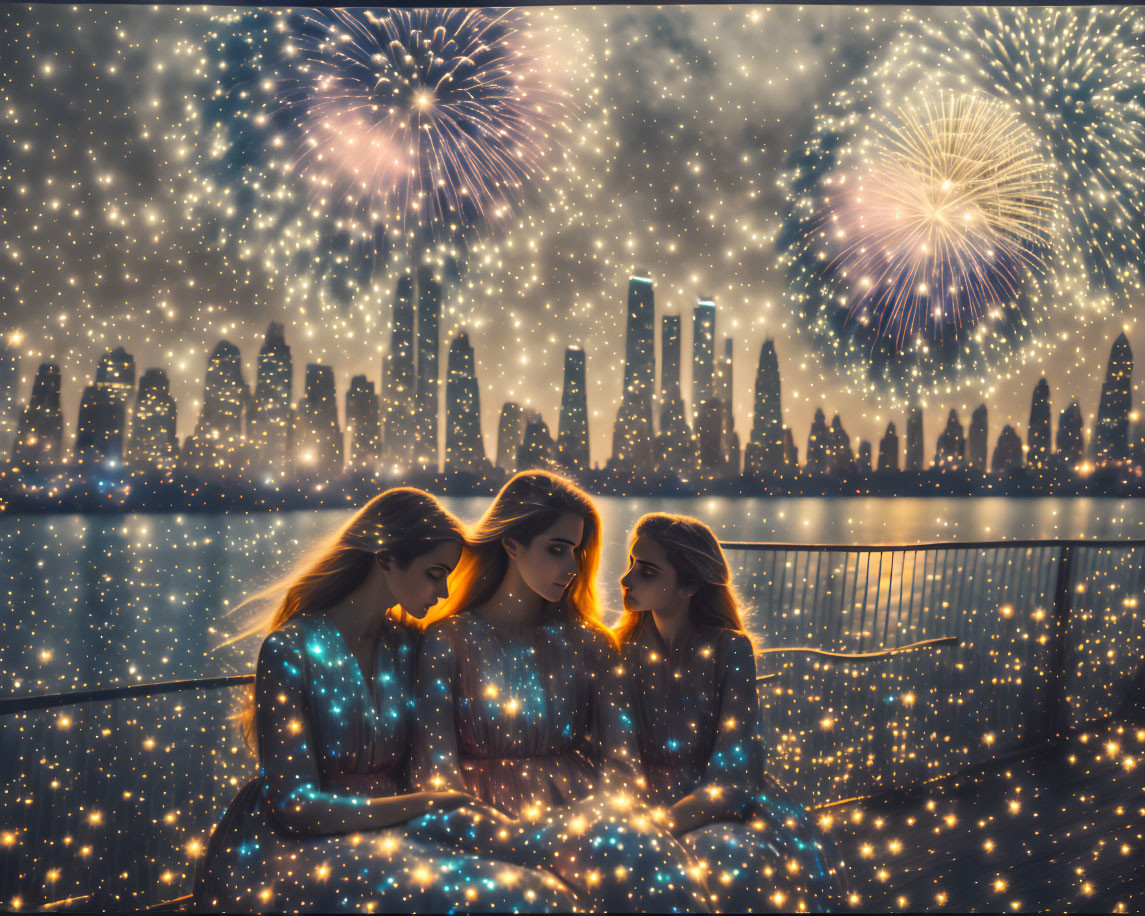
[620,614,846,913]
[414,608,711,913]
[193,613,577,913]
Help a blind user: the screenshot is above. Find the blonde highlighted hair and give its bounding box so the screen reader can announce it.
[614,512,750,646]
[232,487,465,749]
[429,470,609,639]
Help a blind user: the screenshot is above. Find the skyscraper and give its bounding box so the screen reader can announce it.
[296,364,343,478]
[1091,332,1132,464]
[75,347,136,467]
[968,405,988,472]
[382,273,416,472]
[715,338,740,475]
[856,440,872,475]
[654,316,695,479]
[496,402,526,474]
[611,275,656,474]
[905,408,924,471]
[127,369,178,473]
[992,425,1024,472]
[877,422,899,472]
[345,375,381,474]
[691,298,715,425]
[557,347,589,472]
[414,264,442,471]
[828,414,854,474]
[1028,378,1051,471]
[248,322,294,479]
[181,341,250,480]
[517,412,557,471]
[744,339,784,477]
[444,332,487,476]
[1056,402,1085,470]
[806,408,829,474]
[934,409,966,471]
[11,363,63,472]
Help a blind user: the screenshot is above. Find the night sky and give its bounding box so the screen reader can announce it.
[2,5,1142,465]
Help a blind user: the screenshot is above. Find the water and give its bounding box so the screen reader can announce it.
[3,496,1145,697]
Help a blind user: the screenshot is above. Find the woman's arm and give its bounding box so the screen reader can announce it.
[584,627,648,793]
[666,632,761,834]
[411,624,470,793]
[256,628,469,834]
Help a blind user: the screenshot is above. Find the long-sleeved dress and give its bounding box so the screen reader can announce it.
[619,615,846,913]
[414,608,711,913]
[193,613,577,913]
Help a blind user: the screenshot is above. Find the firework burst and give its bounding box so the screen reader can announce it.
[169,7,569,321]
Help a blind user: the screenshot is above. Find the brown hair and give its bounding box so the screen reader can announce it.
[614,512,750,646]
[232,487,465,748]
[429,469,609,638]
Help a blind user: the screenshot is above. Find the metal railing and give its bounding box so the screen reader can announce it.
[1,538,1143,911]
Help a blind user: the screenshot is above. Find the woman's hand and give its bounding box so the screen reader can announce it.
[420,789,479,812]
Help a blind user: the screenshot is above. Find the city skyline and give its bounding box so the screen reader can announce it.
[2,267,1139,490]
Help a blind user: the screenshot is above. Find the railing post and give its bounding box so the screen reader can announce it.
[1044,543,1076,740]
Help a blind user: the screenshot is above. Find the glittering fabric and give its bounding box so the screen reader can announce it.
[620,614,846,913]
[193,614,577,913]
[414,608,712,913]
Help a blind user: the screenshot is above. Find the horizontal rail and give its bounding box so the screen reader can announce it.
[721,538,1145,553]
[756,636,958,681]
[0,674,254,717]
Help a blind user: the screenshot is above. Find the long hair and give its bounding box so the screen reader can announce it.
[232,487,465,749]
[429,469,608,638]
[614,512,750,646]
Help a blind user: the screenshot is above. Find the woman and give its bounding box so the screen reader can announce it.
[194,488,576,913]
[414,470,710,913]
[616,513,846,913]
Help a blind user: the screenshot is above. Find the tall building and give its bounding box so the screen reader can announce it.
[696,398,733,478]
[654,316,695,479]
[715,338,740,475]
[877,422,899,472]
[345,375,381,474]
[658,315,683,431]
[382,273,416,472]
[518,412,557,471]
[611,275,656,473]
[968,405,988,472]
[127,369,178,473]
[496,402,526,474]
[11,362,63,472]
[806,408,829,474]
[856,440,872,475]
[75,347,136,467]
[1028,378,1051,471]
[557,347,589,473]
[691,298,716,425]
[444,332,487,475]
[992,425,1024,472]
[782,427,799,471]
[744,339,784,477]
[1056,402,1085,470]
[934,409,966,471]
[181,341,250,480]
[1091,332,1132,464]
[828,414,854,474]
[905,408,924,471]
[296,364,343,479]
[248,322,294,479]
[0,345,18,458]
[414,264,442,471]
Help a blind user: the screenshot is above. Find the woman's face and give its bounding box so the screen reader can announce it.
[505,512,585,603]
[620,534,693,616]
[382,539,463,619]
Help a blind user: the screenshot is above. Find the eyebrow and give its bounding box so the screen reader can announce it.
[549,538,578,547]
[636,559,662,571]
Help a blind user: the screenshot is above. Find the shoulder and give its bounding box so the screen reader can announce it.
[715,628,758,677]
[568,617,621,664]
[419,615,471,654]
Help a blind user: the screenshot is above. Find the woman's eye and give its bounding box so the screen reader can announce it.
[548,546,565,556]
[427,572,443,581]
[640,567,655,578]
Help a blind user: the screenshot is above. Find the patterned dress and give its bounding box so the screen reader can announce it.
[620,614,847,913]
[194,613,576,912]
[414,608,711,913]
